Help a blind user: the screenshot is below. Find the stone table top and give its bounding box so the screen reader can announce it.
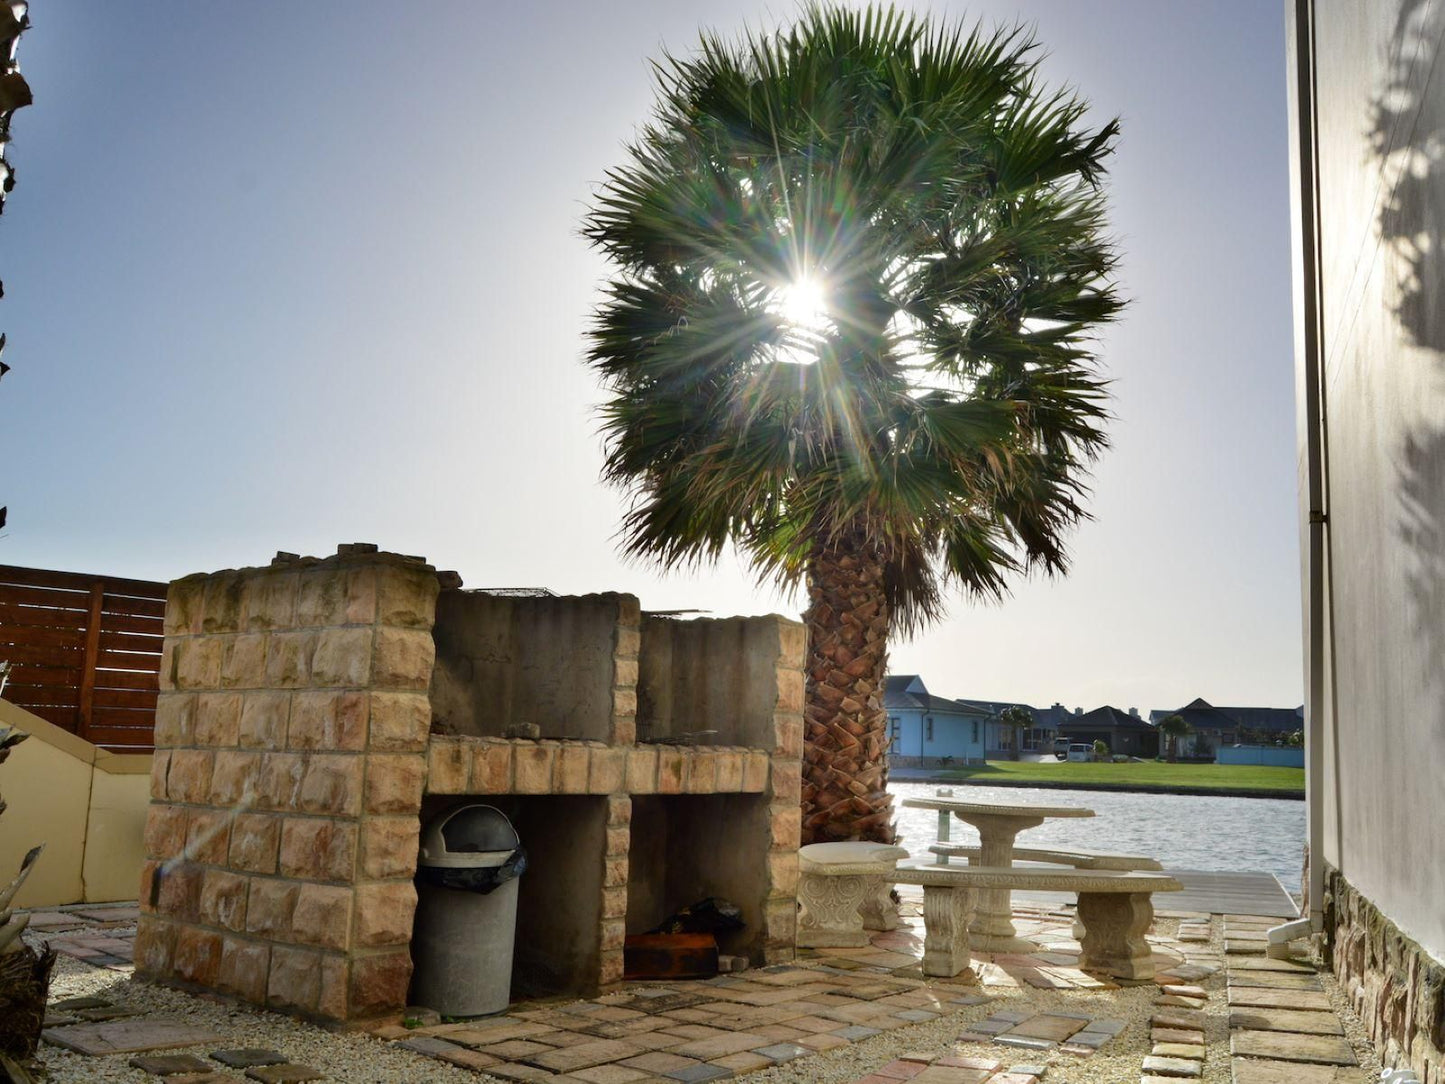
[900,796,1096,819]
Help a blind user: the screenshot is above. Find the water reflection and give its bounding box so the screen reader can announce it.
[889,781,1306,889]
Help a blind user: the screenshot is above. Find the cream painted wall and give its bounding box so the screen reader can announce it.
[0,698,151,908]
[1292,0,1445,963]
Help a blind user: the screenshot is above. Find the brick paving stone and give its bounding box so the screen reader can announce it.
[43,1013,80,1028]
[1226,1008,1344,1035]
[752,1042,810,1063]
[669,1033,768,1059]
[1162,985,1207,998]
[799,1033,850,1052]
[44,1020,225,1056]
[662,1064,731,1082]
[995,1036,1053,1050]
[1226,971,1324,991]
[1227,987,1334,1011]
[893,1010,938,1023]
[1153,1041,1207,1058]
[51,996,113,1011]
[527,1039,646,1072]
[833,1025,882,1041]
[434,1047,501,1071]
[396,1037,464,1057]
[1229,1058,1362,1083]
[76,1006,144,1022]
[130,1054,216,1075]
[1151,1009,1209,1029]
[910,1068,993,1084]
[1230,957,1316,973]
[873,1061,926,1080]
[619,1052,704,1074]
[1151,1027,1204,1045]
[567,1065,654,1083]
[243,1067,325,1083]
[489,1063,558,1082]
[479,1039,558,1059]
[710,1051,773,1072]
[1229,1030,1358,1066]
[1006,1014,1087,1042]
[992,1074,1040,1084]
[1141,1054,1202,1077]
[1155,994,1206,1009]
[212,1050,288,1068]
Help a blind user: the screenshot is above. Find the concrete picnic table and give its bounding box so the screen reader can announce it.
[900,794,1095,950]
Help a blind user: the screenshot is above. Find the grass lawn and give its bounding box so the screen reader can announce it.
[931,759,1305,794]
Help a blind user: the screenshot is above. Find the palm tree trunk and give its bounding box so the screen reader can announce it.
[800,533,896,845]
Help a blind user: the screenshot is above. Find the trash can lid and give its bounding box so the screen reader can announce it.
[419,804,520,869]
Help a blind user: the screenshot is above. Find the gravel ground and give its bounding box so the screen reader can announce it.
[29,914,1383,1084]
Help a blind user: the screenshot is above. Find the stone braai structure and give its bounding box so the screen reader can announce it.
[136,546,804,1022]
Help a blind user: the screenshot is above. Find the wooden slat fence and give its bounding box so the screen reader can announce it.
[0,564,167,751]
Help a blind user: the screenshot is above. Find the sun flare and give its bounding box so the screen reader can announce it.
[778,276,831,334]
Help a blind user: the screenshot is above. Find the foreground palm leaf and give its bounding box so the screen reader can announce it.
[585,4,1122,843]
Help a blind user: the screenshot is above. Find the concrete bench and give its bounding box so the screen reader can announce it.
[926,843,1163,871]
[797,842,910,947]
[891,863,1182,982]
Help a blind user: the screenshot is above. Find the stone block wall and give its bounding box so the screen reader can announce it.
[1324,866,1445,1083]
[136,547,440,1020]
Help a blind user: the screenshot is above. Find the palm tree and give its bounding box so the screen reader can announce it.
[1157,713,1191,762]
[996,705,1034,761]
[583,5,1122,843]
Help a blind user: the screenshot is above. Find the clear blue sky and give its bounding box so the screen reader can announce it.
[1,2,1301,712]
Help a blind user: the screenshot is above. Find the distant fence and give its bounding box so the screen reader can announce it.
[0,564,167,751]
[1216,744,1305,768]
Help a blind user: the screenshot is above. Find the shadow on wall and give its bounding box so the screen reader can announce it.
[1373,0,1445,725]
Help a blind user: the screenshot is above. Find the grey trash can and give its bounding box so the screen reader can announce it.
[409,805,526,1017]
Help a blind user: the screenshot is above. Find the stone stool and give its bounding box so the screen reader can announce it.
[797,842,910,948]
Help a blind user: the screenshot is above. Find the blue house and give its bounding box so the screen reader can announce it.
[882,675,990,763]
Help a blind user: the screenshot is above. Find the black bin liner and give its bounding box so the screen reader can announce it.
[416,847,527,894]
[648,896,744,935]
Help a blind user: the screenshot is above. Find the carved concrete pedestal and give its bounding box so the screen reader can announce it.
[1077,891,1157,981]
[921,883,978,981]
[796,843,909,948]
[797,872,871,947]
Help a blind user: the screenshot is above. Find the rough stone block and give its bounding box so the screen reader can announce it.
[245,879,299,938]
[265,631,316,689]
[258,753,304,811]
[587,747,623,794]
[201,572,247,634]
[366,754,425,814]
[605,826,629,856]
[348,949,413,1018]
[714,751,744,793]
[610,719,636,746]
[625,747,657,794]
[606,795,631,825]
[765,896,798,944]
[769,756,801,800]
[368,692,429,752]
[612,687,637,719]
[229,814,281,874]
[425,740,469,795]
[239,692,290,750]
[150,750,172,800]
[775,715,804,758]
[298,754,364,816]
[220,635,269,690]
[600,919,626,951]
[370,627,435,690]
[210,750,262,806]
[684,752,717,793]
[217,937,270,1003]
[768,850,800,896]
[613,656,639,690]
[176,638,224,691]
[199,869,249,932]
[776,668,805,714]
[615,627,640,658]
[602,886,627,920]
[604,855,628,888]
[318,954,350,1020]
[280,818,358,882]
[133,916,176,975]
[268,945,322,1013]
[159,641,177,693]
[554,743,591,793]
[288,690,368,751]
[153,693,197,748]
[471,740,514,793]
[243,572,298,632]
[185,809,233,865]
[353,882,416,947]
[167,750,215,804]
[310,627,374,687]
[291,884,353,951]
[165,577,207,636]
[156,862,203,923]
[375,564,438,629]
[513,743,556,794]
[359,817,419,880]
[769,804,801,850]
[296,571,355,628]
[742,752,769,793]
[173,926,224,987]
[656,750,685,794]
[144,804,189,861]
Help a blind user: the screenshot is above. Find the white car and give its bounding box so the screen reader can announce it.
[1066,744,1093,762]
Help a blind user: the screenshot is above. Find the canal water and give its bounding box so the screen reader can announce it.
[889,781,1307,892]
